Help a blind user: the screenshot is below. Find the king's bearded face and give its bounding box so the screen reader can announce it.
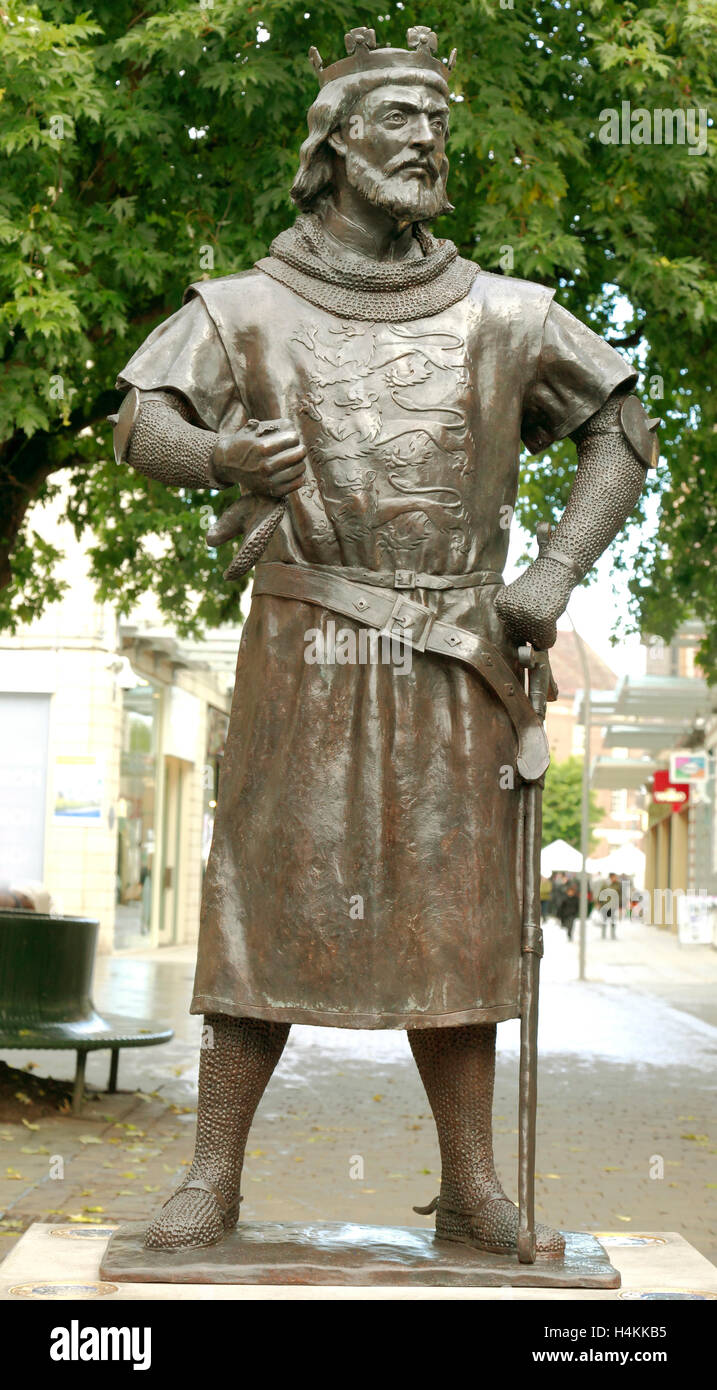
[330,82,451,223]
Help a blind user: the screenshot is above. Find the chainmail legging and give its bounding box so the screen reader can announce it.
[145,1014,289,1250]
[409,1023,502,1210]
[146,1015,562,1254]
[409,1022,564,1254]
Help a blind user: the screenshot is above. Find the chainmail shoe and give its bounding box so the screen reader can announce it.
[408,1022,565,1258]
[144,1014,290,1250]
[413,1191,565,1256]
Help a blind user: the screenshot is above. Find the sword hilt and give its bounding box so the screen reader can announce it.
[517,522,558,713]
[212,419,291,582]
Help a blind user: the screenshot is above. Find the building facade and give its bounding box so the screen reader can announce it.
[0,504,235,954]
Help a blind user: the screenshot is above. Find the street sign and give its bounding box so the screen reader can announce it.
[669,752,710,784]
[652,768,689,812]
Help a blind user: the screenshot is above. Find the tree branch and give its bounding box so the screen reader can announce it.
[607,327,645,349]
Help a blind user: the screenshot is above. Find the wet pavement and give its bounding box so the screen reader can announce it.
[1,918,715,1266]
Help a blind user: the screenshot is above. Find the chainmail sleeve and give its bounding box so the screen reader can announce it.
[125,390,229,490]
[545,388,651,578]
[495,388,655,651]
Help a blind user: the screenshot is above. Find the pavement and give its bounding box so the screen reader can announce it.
[1,917,715,1268]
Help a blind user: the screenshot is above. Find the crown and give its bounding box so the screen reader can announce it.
[308,26,456,89]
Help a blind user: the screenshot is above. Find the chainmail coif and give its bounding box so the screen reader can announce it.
[256,213,479,322]
[271,214,457,288]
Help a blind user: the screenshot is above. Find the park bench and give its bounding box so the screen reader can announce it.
[0,910,173,1114]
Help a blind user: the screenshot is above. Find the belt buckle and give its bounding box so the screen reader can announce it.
[383,595,434,653]
[394,569,416,589]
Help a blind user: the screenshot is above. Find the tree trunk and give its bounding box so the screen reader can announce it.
[0,389,118,590]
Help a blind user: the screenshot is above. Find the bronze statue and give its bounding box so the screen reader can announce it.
[112,24,658,1262]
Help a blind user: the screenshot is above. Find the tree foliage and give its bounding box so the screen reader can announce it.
[0,1,715,654]
[541,755,602,851]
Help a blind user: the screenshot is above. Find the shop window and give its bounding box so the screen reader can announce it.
[116,682,160,949]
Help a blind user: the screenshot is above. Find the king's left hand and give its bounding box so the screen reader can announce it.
[494,556,575,651]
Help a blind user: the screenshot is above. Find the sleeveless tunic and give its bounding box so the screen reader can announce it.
[118,260,634,1027]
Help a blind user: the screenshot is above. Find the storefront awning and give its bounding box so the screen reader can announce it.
[575,674,714,727]
[590,757,658,790]
[602,723,691,752]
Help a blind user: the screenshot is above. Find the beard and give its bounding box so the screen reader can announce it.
[343,148,452,224]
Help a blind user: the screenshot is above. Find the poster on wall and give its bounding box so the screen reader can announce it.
[53,756,104,828]
[676,893,717,946]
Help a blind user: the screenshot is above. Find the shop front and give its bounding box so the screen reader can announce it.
[116,680,161,950]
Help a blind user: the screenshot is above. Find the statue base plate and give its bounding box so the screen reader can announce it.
[99,1220,620,1289]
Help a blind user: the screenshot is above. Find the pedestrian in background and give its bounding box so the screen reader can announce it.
[599,872,621,940]
[550,871,567,921]
[557,879,580,941]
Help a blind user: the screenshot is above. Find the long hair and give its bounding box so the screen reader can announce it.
[291,70,450,212]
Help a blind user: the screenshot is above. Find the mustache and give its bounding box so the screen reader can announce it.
[385,152,441,180]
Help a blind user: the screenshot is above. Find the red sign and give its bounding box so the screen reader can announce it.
[652,769,690,812]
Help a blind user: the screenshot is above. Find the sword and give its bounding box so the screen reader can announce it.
[516,521,557,1263]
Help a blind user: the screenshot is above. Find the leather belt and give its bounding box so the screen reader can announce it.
[302,564,505,591]
[253,562,550,782]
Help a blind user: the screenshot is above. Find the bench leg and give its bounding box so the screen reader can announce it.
[73,1051,87,1116]
[108,1048,119,1094]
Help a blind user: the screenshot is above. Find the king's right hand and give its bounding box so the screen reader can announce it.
[211,417,306,497]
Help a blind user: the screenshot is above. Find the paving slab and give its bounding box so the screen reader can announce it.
[1,921,715,1265]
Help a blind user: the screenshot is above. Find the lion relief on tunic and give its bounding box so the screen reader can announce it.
[291,320,474,563]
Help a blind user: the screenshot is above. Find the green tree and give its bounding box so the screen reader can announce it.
[1,1,715,655]
[541,756,602,851]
